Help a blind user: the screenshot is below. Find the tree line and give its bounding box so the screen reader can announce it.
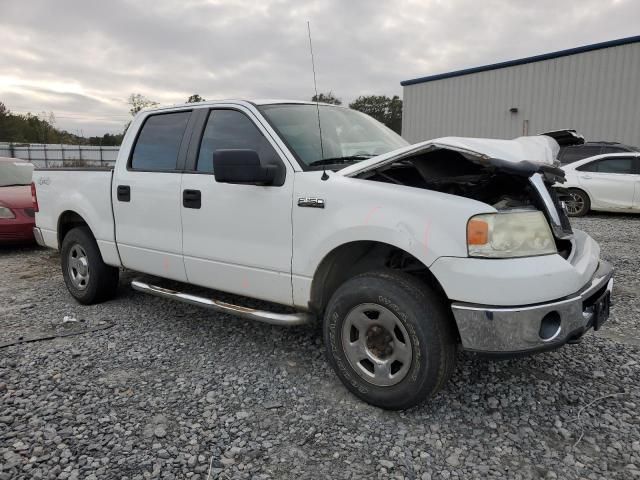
[311,92,402,134]
[0,102,124,146]
[0,91,401,147]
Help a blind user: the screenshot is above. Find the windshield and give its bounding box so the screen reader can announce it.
[0,160,34,186]
[259,104,408,169]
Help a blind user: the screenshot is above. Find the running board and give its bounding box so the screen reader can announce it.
[131,279,313,326]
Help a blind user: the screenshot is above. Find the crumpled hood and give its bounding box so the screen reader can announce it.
[338,135,561,177]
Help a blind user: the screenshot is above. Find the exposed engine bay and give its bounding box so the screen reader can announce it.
[345,129,584,217]
[355,146,574,258]
[357,148,553,211]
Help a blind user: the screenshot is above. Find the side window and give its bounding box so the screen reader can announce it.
[593,158,634,174]
[578,158,634,174]
[576,161,599,172]
[130,112,191,171]
[196,110,280,173]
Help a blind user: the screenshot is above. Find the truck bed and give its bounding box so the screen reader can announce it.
[33,168,121,266]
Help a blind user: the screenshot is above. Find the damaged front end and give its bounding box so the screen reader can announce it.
[338,132,616,355]
[341,134,577,257]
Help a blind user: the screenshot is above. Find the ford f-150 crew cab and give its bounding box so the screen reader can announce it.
[33,100,614,409]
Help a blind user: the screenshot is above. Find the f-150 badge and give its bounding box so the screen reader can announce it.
[298,197,325,209]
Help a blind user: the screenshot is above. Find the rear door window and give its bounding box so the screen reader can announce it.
[595,158,634,174]
[130,111,191,171]
[577,157,634,174]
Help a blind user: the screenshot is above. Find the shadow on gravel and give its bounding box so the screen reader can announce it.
[0,243,44,255]
[582,211,640,219]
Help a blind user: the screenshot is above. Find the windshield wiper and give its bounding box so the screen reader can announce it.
[307,154,375,168]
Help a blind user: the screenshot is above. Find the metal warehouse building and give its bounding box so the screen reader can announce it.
[401,35,640,147]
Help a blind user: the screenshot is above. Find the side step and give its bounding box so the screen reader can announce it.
[131,279,314,326]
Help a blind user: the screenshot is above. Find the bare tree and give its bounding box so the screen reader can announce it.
[128,93,159,116]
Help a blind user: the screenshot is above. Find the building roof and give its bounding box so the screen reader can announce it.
[401,35,640,87]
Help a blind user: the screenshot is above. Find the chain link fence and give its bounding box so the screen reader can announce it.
[0,142,119,168]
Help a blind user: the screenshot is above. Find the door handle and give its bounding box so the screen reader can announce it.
[183,189,201,209]
[117,185,130,202]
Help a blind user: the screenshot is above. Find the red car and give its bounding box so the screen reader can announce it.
[0,157,37,244]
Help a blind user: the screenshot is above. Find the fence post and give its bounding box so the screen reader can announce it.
[9,143,15,158]
[99,145,104,167]
[43,144,48,168]
[61,144,65,166]
[78,143,82,162]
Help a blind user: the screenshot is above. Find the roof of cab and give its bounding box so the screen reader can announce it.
[141,99,341,114]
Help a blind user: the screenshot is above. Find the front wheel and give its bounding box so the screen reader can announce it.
[566,189,590,217]
[61,226,119,305]
[323,270,457,410]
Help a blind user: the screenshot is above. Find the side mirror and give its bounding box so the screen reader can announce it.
[212,149,277,186]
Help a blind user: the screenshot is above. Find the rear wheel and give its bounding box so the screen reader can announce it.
[566,189,590,217]
[323,270,457,410]
[61,226,119,304]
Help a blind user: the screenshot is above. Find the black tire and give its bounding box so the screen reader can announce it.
[61,226,119,305]
[323,270,457,410]
[567,189,591,217]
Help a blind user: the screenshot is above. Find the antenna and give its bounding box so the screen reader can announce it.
[307,21,328,180]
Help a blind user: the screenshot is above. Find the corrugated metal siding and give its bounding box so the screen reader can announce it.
[402,42,640,146]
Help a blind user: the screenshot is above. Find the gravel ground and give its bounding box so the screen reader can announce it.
[1,213,639,480]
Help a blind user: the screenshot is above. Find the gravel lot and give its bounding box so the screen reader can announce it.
[1,214,639,480]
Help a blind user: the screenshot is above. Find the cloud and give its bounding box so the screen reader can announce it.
[0,0,638,135]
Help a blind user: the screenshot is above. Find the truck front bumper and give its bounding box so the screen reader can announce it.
[451,260,614,355]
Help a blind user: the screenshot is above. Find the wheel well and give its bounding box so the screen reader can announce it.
[57,211,89,247]
[567,187,592,210]
[309,241,448,315]
[568,187,590,200]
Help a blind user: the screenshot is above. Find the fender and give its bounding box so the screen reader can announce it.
[291,173,494,306]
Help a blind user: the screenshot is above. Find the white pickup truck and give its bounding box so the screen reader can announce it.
[33,100,613,409]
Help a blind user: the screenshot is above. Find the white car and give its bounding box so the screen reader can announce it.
[561,153,640,216]
[32,100,613,409]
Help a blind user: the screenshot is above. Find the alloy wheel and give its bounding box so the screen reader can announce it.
[565,192,585,215]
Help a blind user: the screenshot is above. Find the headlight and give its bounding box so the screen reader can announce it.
[0,206,15,219]
[467,211,556,258]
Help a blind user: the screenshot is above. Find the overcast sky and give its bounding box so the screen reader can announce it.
[1,0,638,136]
